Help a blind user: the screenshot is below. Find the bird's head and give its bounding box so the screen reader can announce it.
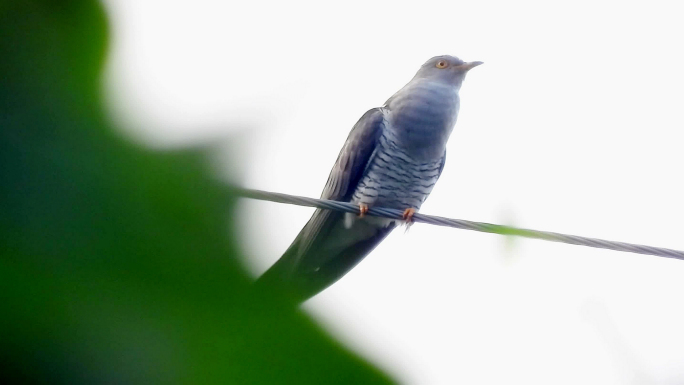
[413,55,483,86]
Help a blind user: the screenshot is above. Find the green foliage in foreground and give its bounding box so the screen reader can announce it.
[0,1,393,383]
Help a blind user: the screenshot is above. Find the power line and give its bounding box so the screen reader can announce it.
[234,187,684,261]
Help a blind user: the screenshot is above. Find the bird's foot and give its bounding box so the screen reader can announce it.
[358,203,369,218]
[402,208,416,223]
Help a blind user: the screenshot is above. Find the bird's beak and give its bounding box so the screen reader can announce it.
[457,61,484,72]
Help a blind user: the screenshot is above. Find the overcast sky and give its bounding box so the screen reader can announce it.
[103,1,684,383]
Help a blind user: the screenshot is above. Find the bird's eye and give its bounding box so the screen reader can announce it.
[436,60,448,69]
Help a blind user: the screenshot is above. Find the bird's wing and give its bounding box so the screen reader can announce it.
[294,108,385,264]
[294,108,386,259]
[319,108,386,202]
[256,108,387,299]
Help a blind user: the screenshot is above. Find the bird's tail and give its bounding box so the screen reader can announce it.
[253,240,303,299]
[254,223,395,303]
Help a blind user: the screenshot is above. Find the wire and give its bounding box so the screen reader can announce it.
[234,187,684,262]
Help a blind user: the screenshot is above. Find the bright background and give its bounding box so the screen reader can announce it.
[102,1,684,383]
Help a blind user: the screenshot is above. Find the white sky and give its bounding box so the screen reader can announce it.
[103,1,684,383]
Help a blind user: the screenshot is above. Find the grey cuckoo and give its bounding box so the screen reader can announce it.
[257,55,482,301]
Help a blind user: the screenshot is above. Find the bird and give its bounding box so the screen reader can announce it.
[256,55,482,302]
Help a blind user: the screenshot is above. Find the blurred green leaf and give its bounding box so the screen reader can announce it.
[0,1,393,383]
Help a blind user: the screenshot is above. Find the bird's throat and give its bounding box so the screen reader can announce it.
[386,82,460,160]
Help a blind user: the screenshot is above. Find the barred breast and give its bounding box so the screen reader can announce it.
[351,128,444,211]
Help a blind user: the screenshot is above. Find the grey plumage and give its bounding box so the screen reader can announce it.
[257,55,482,301]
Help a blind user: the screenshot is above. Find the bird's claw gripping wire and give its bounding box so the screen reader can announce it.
[402,208,416,223]
[358,203,369,218]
